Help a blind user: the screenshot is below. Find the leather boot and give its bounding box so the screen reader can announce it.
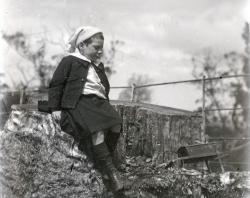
[105,132,126,172]
[104,156,124,192]
[92,142,124,192]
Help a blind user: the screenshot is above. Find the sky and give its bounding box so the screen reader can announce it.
[0,0,249,110]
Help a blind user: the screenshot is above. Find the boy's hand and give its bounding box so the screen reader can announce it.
[52,111,61,120]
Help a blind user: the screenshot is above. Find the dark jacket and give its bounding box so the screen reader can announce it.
[48,55,110,111]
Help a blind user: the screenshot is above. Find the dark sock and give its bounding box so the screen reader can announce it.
[105,132,120,153]
[92,142,110,162]
[78,136,94,162]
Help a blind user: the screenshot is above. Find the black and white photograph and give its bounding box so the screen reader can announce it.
[0,0,250,197]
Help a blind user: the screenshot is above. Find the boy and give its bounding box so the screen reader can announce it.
[48,26,123,192]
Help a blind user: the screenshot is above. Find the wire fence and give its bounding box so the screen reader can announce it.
[1,73,250,139]
[1,73,250,168]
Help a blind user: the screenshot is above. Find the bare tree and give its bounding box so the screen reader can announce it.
[2,30,124,88]
[0,73,11,128]
[192,49,227,128]
[241,22,250,132]
[2,32,56,89]
[0,73,9,92]
[102,40,124,78]
[118,74,152,103]
[192,23,250,135]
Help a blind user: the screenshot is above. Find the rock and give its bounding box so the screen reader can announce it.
[0,101,203,197]
[0,105,105,198]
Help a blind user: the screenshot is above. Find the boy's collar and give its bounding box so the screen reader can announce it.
[69,49,91,63]
[69,49,103,67]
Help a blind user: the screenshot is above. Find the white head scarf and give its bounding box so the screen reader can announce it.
[67,26,102,53]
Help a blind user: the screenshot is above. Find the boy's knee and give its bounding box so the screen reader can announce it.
[109,124,121,133]
[92,131,105,145]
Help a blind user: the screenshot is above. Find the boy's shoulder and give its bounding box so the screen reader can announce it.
[59,55,80,66]
[63,55,90,66]
[61,55,75,62]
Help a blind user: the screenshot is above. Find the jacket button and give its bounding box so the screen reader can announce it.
[81,78,85,82]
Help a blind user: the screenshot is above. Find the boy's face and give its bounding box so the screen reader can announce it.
[79,35,104,63]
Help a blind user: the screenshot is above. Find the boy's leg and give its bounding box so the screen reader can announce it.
[91,131,124,192]
[92,131,105,146]
[105,124,121,153]
[105,124,126,172]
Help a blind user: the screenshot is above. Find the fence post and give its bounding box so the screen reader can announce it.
[202,76,206,142]
[130,83,136,102]
[20,88,24,105]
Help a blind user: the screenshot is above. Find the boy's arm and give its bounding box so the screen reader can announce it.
[98,63,110,100]
[48,56,71,111]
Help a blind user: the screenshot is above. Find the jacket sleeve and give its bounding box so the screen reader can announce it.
[98,63,110,100]
[48,56,72,111]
